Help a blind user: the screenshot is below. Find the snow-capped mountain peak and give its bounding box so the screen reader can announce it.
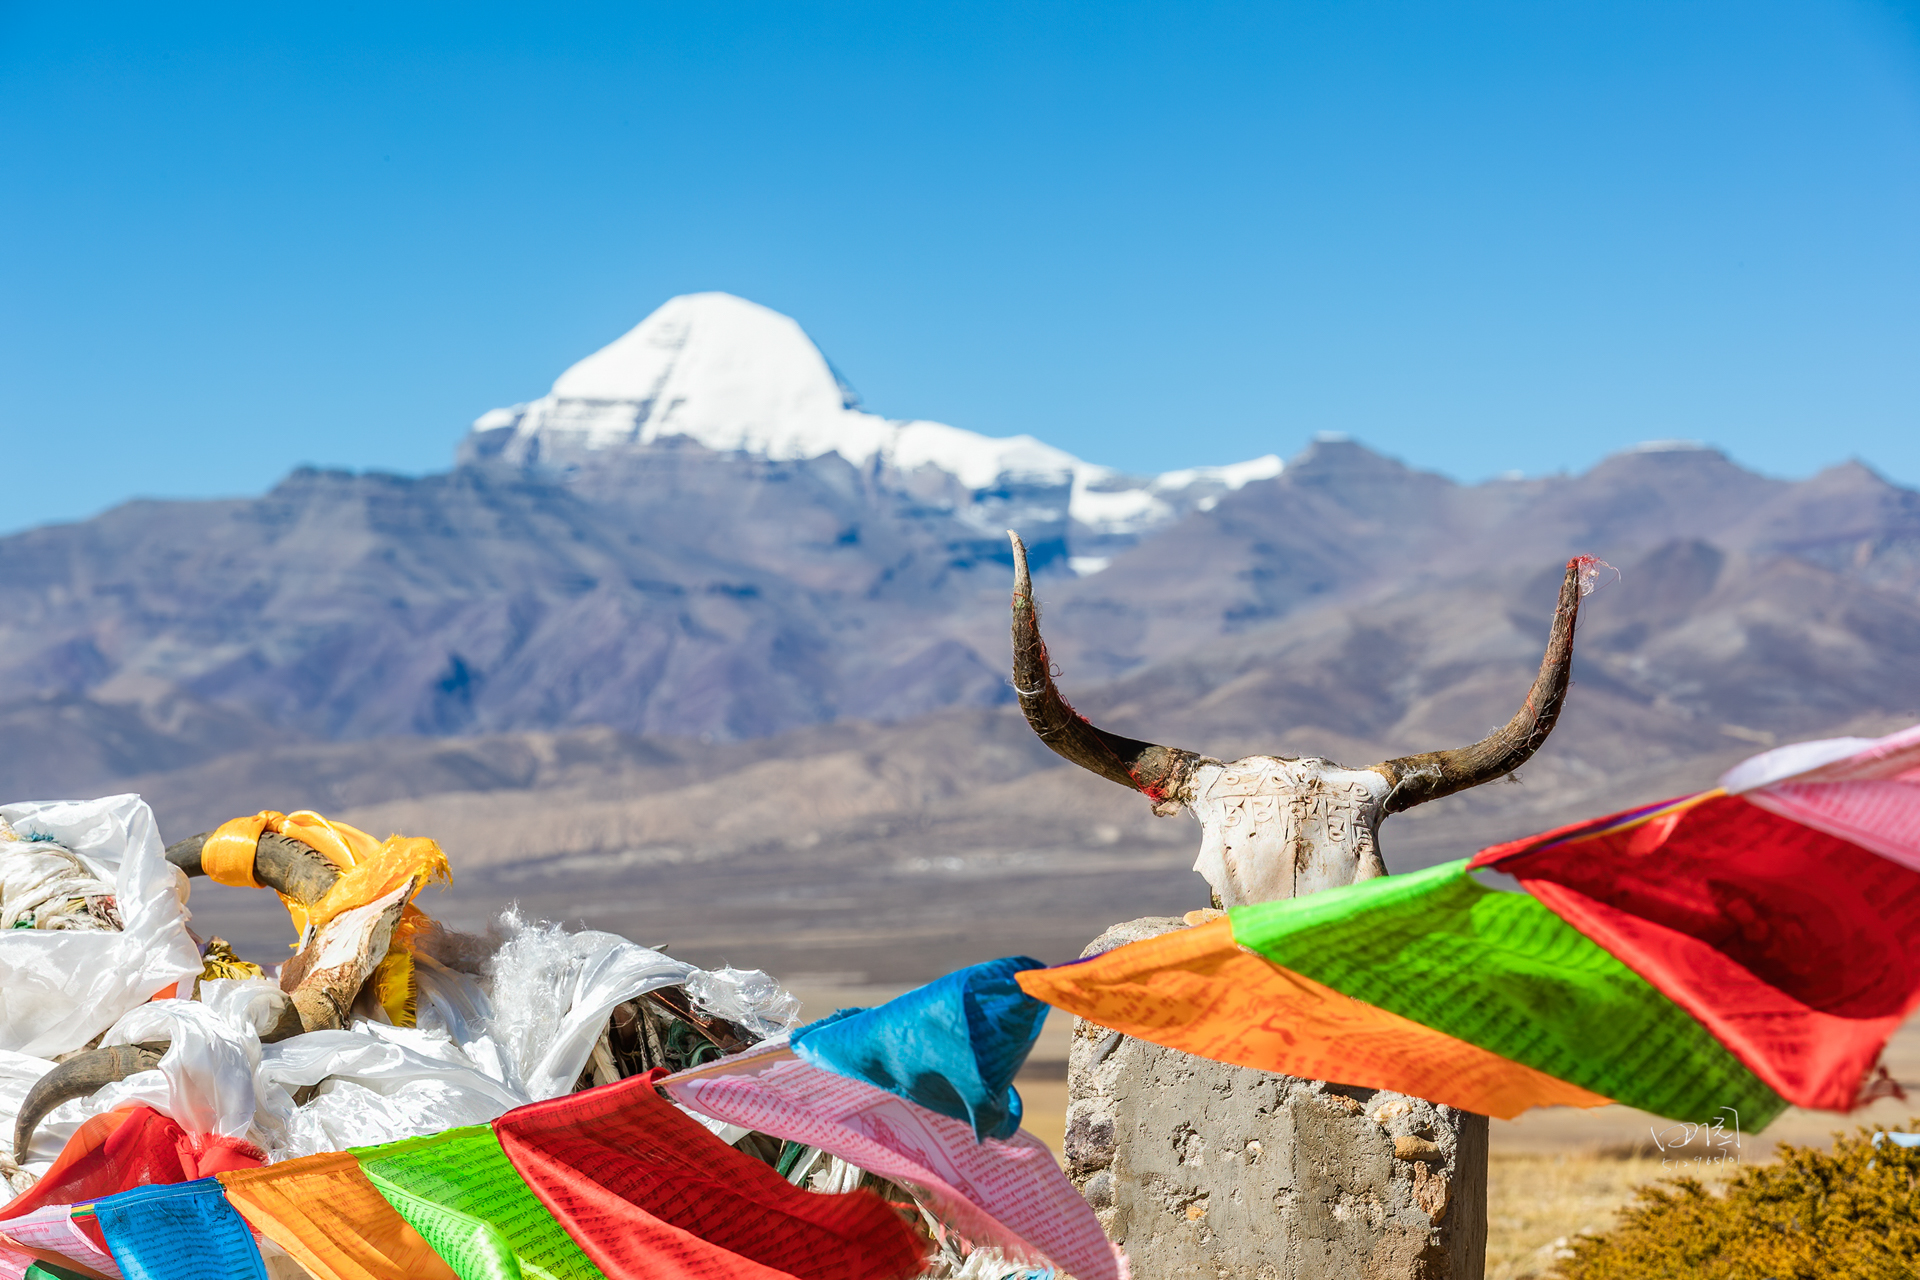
[466,292,1280,542]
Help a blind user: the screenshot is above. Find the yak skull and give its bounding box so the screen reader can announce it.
[1007,532,1584,908]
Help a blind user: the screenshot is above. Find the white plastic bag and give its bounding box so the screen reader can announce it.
[94,997,269,1141]
[259,1024,529,1160]
[482,912,695,1099]
[685,965,802,1039]
[0,797,201,1057]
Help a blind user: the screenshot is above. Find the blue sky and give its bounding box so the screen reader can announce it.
[2,1,1917,534]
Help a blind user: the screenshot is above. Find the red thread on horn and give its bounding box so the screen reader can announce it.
[1571,555,1620,598]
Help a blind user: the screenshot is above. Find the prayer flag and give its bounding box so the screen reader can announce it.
[1231,860,1789,1126]
[1,1107,258,1228]
[664,1043,1126,1280]
[91,1179,266,1280]
[1733,723,1920,871]
[1016,919,1608,1120]
[355,1126,602,1280]
[25,1263,98,1280]
[0,1206,119,1280]
[219,1152,457,1280]
[1474,789,1920,1110]
[492,1069,924,1280]
[790,958,1046,1142]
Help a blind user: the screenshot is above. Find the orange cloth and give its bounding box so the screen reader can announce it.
[201,810,380,890]
[219,1151,458,1280]
[202,810,450,943]
[1016,918,1611,1120]
[303,835,449,938]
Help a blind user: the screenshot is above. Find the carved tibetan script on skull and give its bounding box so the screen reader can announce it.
[1189,756,1390,906]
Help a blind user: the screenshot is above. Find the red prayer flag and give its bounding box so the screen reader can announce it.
[1474,790,1920,1111]
[492,1068,925,1280]
[1,1107,262,1225]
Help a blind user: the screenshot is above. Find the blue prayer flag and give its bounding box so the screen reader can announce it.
[791,956,1047,1140]
[93,1177,268,1280]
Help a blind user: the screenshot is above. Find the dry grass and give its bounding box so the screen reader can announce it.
[1016,1078,1069,1154]
[1488,1152,1744,1280]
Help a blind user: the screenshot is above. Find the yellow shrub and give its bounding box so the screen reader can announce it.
[1565,1122,1920,1279]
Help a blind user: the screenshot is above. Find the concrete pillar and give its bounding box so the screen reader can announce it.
[1064,918,1487,1279]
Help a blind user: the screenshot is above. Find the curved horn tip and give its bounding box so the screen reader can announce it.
[13,1041,168,1161]
[1370,556,1584,814]
[1003,531,1206,803]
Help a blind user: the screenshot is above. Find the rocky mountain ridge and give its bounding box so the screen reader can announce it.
[4,428,1918,792]
[3,295,1919,976]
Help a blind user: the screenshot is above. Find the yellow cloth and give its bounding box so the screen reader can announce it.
[201,810,382,890]
[203,811,450,940]
[302,835,450,939]
[202,810,452,1027]
[1016,918,1611,1120]
[220,1152,458,1280]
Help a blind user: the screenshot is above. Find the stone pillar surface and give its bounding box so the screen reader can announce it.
[1064,918,1488,1280]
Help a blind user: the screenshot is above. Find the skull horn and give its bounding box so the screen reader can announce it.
[13,830,371,1158]
[18,829,405,1158]
[1008,531,1206,811]
[12,1041,168,1162]
[166,830,343,904]
[1369,558,1586,814]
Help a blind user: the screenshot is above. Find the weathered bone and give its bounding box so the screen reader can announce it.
[1007,533,1585,907]
[275,883,412,1032]
[12,1041,168,1161]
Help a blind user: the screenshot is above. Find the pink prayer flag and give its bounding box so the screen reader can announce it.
[664,1043,1126,1280]
[1728,723,1920,872]
[0,1205,122,1279]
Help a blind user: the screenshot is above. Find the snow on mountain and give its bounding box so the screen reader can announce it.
[466,292,1280,543]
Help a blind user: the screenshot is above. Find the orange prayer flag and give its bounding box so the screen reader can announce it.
[219,1151,458,1280]
[1016,918,1609,1120]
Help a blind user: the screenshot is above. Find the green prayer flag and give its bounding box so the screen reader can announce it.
[1231,860,1789,1127]
[355,1125,605,1280]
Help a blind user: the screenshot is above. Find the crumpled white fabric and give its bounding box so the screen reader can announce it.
[685,965,802,1040]
[261,1023,528,1160]
[413,951,493,1045]
[482,913,695,1099]
[0,796,201,1057]
[0,836,116,931]
[6,888,807,1174]
[0,1048,63,1183]
[93,997,272,1141]
[13,990,292,1177]
[198,976,295,1038]
[28,992,530,1163]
